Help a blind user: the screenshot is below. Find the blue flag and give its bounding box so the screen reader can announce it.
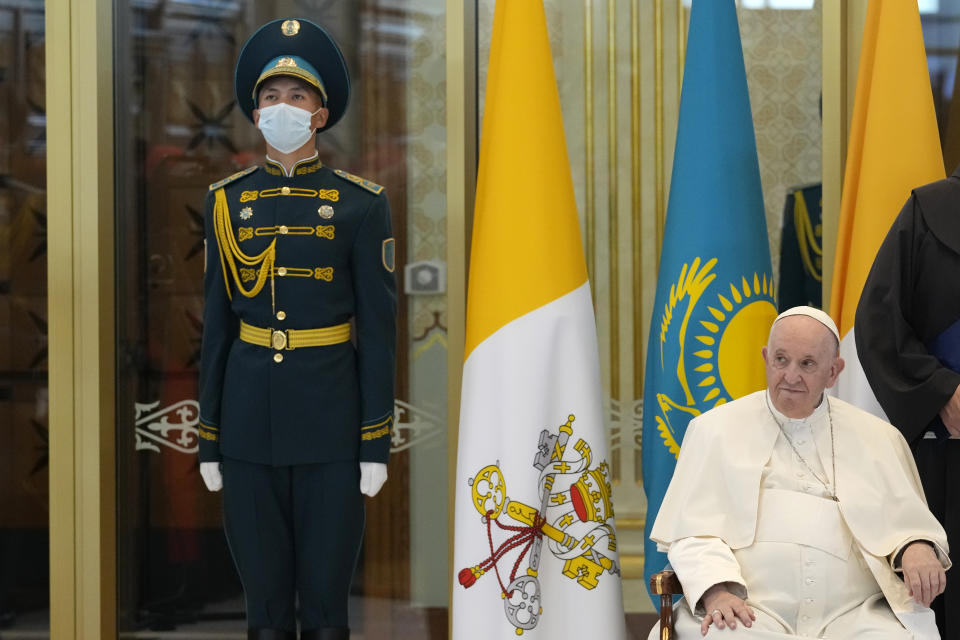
[641,0,778,600]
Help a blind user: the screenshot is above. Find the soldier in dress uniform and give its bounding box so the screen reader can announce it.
[196,18,396,640]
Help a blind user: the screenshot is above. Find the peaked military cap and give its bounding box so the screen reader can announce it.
[235,18,350,131]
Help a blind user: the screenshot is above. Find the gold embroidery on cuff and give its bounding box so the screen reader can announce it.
[361,425,390,441]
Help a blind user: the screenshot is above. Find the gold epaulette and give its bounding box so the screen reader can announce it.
[209,166,258,191]
[333,169,384,195]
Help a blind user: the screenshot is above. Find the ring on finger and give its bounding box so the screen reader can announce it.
[711,609,722,616]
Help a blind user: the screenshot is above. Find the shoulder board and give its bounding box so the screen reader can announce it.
[209,166,258,191]
[333,169,384,195]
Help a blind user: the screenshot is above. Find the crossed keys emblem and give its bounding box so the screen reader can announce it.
[458,414,620,634]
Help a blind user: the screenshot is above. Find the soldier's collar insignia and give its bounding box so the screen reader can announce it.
[264,153,322,178]
[293,154,323,175]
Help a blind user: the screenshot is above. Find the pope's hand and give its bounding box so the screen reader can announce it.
[359,462,388,497]
[901,541,945,608]
[699,582,755,636]
[940,385,960,437]
[200,461,223,492]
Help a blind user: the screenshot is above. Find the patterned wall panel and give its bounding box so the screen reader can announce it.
[740,4,823,281]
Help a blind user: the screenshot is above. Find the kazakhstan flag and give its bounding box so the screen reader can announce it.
[641,0,777,599]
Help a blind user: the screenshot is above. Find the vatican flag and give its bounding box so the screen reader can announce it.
[641,0,778,600]
[451,1,625,638]
[829,0,944,414]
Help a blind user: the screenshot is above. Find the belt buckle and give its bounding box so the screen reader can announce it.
[271,329,289,351]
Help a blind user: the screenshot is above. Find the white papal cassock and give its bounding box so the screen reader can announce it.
[648,391,950,639]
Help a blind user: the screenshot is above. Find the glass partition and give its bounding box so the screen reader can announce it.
[0,1,48,635]
[113,2,448,637]
[922,0,960,170]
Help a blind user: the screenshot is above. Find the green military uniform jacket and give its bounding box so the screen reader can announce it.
[197,155,396,466]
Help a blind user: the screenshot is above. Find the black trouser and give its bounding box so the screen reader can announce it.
[222,457,363,637]
[912,436,959,639]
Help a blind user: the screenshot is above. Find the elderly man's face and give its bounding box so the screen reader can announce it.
[761,315,844,419]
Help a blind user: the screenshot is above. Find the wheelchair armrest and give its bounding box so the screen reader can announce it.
[650,569,682,595]
[649,570,682,640]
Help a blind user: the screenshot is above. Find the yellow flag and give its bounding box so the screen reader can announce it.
[453,1,625,637]
[830,0,943,412]
[463,0,587,359]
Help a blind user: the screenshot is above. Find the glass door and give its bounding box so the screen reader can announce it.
[0,1,48,636]
[113,2,450,637]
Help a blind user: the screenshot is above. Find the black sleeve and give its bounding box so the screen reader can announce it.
[350,193,398,463]
[855,194,960,443]
[197,189,239,462]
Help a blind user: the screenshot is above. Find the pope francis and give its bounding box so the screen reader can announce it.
[648,306,950,639]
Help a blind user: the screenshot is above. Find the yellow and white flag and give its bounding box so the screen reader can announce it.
[451,2,625,638]
[830,0,943,413]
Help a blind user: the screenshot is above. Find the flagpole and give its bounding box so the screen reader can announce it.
[445,1,477,635]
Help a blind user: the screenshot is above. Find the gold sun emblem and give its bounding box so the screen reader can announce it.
[692,273,778,404]
[653,257,778,457]
[281,20,300,36]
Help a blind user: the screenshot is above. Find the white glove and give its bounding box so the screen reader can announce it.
[359,462,388,497]
[202,460,386,495]
[200,461,223,492]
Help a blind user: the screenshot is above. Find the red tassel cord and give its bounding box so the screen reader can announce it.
[458,509,546,597]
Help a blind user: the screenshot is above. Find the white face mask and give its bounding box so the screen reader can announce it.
[256,103,321,154]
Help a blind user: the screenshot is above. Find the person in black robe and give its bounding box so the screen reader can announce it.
[856,166,960,638]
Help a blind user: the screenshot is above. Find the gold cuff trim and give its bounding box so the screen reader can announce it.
[239,320,351,350]
[362,415,393,431]
[361,425,391,441]
[199,430,219,442]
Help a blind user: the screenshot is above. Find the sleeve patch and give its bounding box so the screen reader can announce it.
[333,168,385,195]
[382,238,396,273]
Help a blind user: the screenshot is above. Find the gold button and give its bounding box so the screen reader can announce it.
[278,225,288,234]
[276,310,286,321]
[281,186,291,195]
[273,353,284,363]
[277,267,287,276]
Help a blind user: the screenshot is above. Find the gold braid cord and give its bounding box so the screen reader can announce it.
[214,188,276,299]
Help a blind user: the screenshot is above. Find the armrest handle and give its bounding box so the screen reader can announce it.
[649,570,682,640]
